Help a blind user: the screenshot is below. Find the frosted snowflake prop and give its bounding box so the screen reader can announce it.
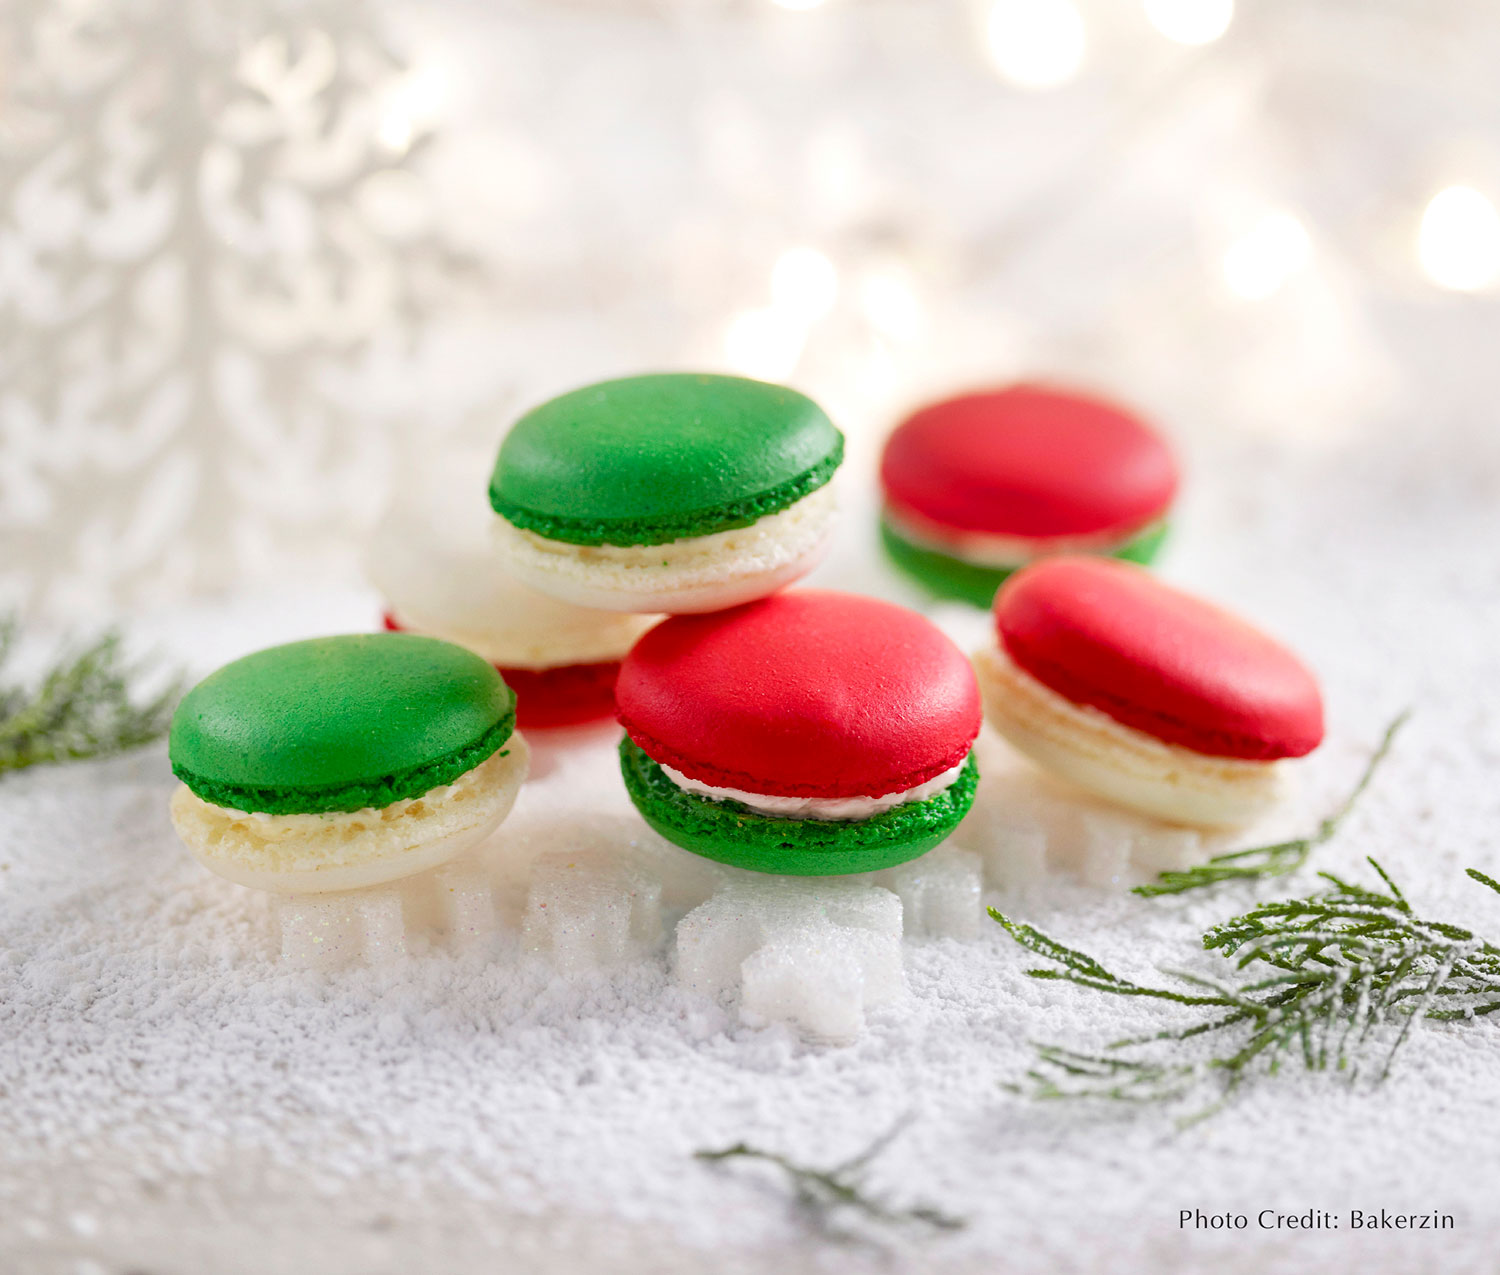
[0,0,465,615]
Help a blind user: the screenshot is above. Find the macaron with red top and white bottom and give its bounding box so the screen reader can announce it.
[880,384,1180,607]
[367,453,658,730]
[973,557,1325,828]
[617,591,982,875]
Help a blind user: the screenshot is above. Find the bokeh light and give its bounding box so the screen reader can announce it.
[724,308,806,380]
[860,267,925,342]
[1144,0,1234,46]
[1222,212,1312,300]
[985,0,1086,90]
[771,247,839,321]
[1418,186,1500,292]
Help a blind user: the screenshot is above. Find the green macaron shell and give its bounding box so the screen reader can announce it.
[169,634,516,815]
[490,373,844,547]
[880,518,1170,609]
[620,737,978,876]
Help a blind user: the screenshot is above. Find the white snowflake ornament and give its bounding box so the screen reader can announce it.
[674,877,906,1043]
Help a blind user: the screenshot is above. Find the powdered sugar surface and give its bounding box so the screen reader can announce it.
[4,435,1500,1274]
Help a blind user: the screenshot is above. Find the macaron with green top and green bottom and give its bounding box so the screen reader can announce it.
[168,633,528,894]
[880,384,1179,608]
[489,372,844,614]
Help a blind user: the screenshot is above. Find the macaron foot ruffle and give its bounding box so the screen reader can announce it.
[974,644,1285,828]
[619,737,979,876]
[171,737,530,894]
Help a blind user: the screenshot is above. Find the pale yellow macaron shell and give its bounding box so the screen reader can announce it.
[972,644,1285,828]
[367,449,658,669]
[171,737,530,895]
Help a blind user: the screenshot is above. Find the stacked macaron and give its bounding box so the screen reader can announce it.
[480,377,990,877]
[973,557,1324,828]
[880,384,1178,607]
[368,451,658,729]
[489,373,844,614]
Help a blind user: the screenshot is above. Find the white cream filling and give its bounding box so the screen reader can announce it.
[883,503,1157,569]
[660,759,967,822]
[213,779,468,837]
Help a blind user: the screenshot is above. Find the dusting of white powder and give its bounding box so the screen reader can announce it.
[5,435,1500,1275]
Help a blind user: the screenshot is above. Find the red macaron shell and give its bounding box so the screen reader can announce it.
[993,558,1324,761]
[382,614,620,729]
[616,591,982,798]
[496,661,622,729]
[881,385,1179,540]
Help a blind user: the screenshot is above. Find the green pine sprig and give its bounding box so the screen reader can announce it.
[1133,711,1410,897]
[994,860,1500,1120]
[0,615,182,776]
[696,1118,965,1239]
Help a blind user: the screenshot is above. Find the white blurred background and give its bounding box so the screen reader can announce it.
[3,0,1498,621]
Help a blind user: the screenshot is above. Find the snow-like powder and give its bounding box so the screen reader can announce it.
[4,429,1500,1275]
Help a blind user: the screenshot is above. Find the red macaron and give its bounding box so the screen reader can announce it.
[992,558,1323,761]
[617,591,981,799]
[883,385,1179,540]
[384,614,621,730]
[879,385,1179,607]
[974,557,1324,827]
[616,590,984,874]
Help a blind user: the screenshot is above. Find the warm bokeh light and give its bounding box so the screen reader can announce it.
[1144,0,1234,46]
[724,308,806,379]
[1418,186,1500,292]
[985,0,1086,90]
[770,0,826,10]
[771,247,839,320]
[1222,212,1312,299]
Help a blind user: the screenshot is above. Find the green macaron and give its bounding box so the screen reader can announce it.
[169,633,517,815]
[619,738,979,877]
[490,372,844,548]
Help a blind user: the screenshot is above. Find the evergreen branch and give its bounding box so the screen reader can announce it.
[0,616,183,776]
[1134,711,1410,897]
[1010,1045,1202,1105]
[996,857,1500,1117]
[696,1118,965,1239]
[1467,868,1500,899]
[990,908,1235,1007]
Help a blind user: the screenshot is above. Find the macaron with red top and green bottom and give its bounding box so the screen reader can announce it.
[490,373,844,615]
[368,452,658,729]
[616,591,982,875]
[880,384,1179,607]
[973,556,1325,828]
[168,633,528,894]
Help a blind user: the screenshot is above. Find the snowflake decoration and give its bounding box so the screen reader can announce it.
[0,0,467,615]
